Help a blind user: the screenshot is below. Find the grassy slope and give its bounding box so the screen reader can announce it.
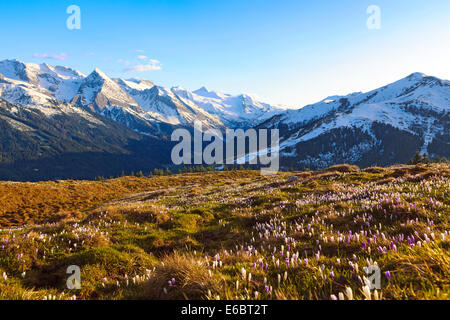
[0,171,256,227]
[0,164,449,300]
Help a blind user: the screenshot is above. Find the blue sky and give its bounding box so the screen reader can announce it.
[0,0,449,107]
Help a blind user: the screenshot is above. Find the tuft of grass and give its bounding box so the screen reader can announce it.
[320,164,360,173]
[140,252,223,300]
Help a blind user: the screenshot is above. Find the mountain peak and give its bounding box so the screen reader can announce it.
[193,86,227,100]
[127,78,155,87]
[0,59,28,82]
[114,78,155,91]
[171,85,186,91]
[2,58,21,64]
[193,86,209,95]
[91,68,109,79]
[404,72,430,83]
[407,72,427,78]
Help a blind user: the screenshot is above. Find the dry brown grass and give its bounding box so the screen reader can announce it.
[88,202,170,225]
[0,171,260,227]
[373,164,445,184]
[385,165,430,178]
[384,243,450,299]
[363,166,387,173]
[297,171,343,187]
[320,164,360,173]
[142,252,223,300]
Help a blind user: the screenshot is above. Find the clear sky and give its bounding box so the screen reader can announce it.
[0,0,449,107]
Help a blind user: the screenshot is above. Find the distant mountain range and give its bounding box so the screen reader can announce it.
[0,59,283,134]
[0,59,448,180]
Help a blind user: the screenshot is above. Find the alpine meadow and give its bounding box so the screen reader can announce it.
[0,0,449,306]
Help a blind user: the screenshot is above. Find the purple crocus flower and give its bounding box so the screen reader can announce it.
[385,271,392,280]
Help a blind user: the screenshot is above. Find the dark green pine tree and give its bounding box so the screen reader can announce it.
[412,152,422,164]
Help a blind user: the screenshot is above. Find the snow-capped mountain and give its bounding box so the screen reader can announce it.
[262,72,449,169]
[0,60,103,121]
[0,59,283,134]
[0,58,448,179]
[114,79,224,129]
[172,86,283,128]
[73,68,140,112]
[0,59,84,103]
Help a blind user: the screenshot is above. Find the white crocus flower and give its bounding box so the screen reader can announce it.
[345,287,353,300]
